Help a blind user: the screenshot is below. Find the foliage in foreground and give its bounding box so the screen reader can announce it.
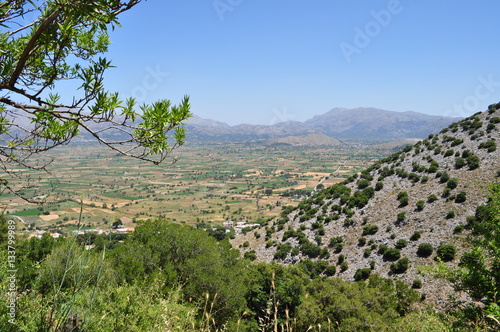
[0,215,497,331]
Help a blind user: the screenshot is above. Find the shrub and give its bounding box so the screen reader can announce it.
[397,191,409,206]
[324,265,336,277]
[454,224,465,234]
[410,231,421,241]
[396,212,406,223]
[479,140,497,152]
[416,200,425,211]
[377,244,388,255]
[455,191,467,203]
[363,249,371,258]
[412,279,422,289]
[437,244,456,262]
[417,243,433,257]
[446,210,455,219]
[358,237,367,246]
[390,258,409,274]
[444,149,454,157]
[340,261,349,271]
[375,182,384,191]
[357,179,371,189]
[244,250,257,261]
[354,268,372,281]
[439,172,450,183]
[427,194,438,203]
[395,239,408,249]
[362,225,379,236]
[383,248,401,261]
[466,155,480,170]
[455,157,466,169]
[447,178,459,190]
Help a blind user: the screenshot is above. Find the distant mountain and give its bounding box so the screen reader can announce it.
[305,107,459,139]
[184,108,460,142]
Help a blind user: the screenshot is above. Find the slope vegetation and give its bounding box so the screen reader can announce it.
[232,103,500,306]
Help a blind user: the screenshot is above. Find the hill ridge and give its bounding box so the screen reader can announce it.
[232,103,500,307]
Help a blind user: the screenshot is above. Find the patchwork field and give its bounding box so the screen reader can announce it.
[1,141,395,235]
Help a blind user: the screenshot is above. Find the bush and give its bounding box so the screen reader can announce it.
[427,194,438,203]
[390,257,409,274]
[354,268,372,281]
[383,248,401,261]
[362,225,379,236]
[446,210,456,219]
[437,244,456,262]
[340,261,349,271]
[244,250,257,261]
[412,279,422,289]
[455,157,466,169]
[416,200,425,211]
[447,178,459,190]
[410,231,421,241]
[397,191,409,206]
[417,243,433,257]
[455,191,467,203]
[395,239,408,249]
[396,212,406,223]
[324,265,336,277]
[466,155,480,170]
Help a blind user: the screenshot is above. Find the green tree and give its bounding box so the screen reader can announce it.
[296,276,417,331]
[454,182,500,329]
[0,1,191,200]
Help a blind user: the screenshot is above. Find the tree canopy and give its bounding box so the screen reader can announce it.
[0,1,191,200]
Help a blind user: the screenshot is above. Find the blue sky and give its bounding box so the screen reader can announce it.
[103,0,500,125]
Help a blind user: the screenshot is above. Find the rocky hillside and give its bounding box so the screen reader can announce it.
[232,103,500,306]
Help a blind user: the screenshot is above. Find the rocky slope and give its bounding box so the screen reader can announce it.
[232,103,500,307]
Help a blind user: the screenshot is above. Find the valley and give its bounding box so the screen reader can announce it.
[1,141,395,235]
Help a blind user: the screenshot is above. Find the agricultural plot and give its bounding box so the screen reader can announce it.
[1,141,394,235]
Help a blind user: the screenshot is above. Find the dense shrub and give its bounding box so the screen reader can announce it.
[383,248,401,261]
[390,257,409,274]
[417,243,433,257]
[416,200,425,211]
[437,244,456,262]
[354,268,372,281]
[362,225,379,236]
[447,178,459,190]
[395,239,408,249]
[427,194,438,203]
[397,212,406,223]
[410,231,421,241]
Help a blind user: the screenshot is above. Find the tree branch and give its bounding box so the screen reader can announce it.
[8,8,61,88]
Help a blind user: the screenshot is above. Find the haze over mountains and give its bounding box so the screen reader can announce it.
[185,107,461,142]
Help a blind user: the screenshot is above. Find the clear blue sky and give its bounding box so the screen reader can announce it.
[104,0,500,125]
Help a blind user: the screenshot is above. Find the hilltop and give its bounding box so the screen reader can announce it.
[232,103,500,307]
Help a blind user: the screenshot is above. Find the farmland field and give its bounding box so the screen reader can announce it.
[1,141,396,234]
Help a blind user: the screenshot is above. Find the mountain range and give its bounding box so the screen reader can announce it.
[184,107,460,142]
